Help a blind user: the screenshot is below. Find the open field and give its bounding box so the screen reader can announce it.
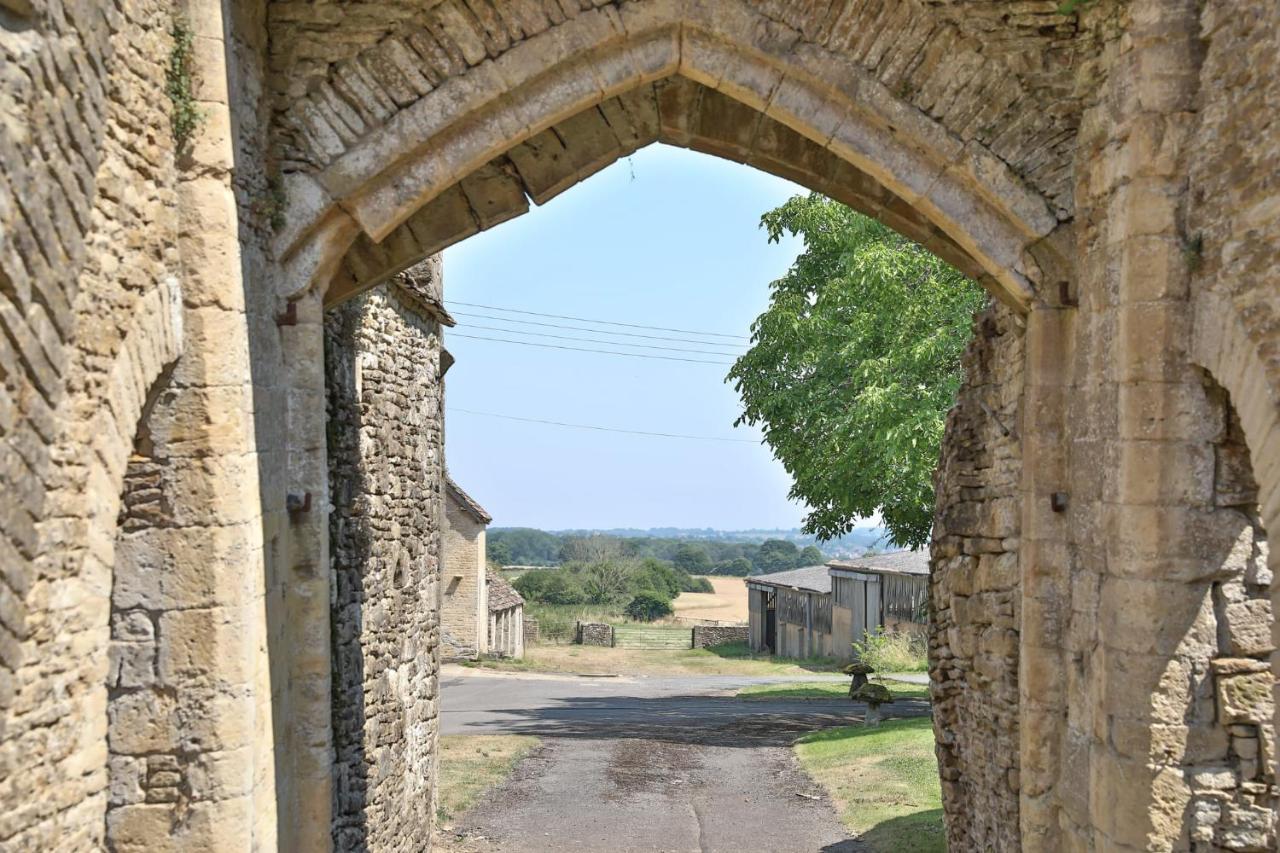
[436,734,541,828]
[795,717,944,852]
[738,678,931,702]
[673,576,749,622]
[462,641,842,677]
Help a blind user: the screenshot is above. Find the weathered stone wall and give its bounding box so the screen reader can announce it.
[578,623,614,647]
[326,280,445,852]
[929,302,1025,852]
[441,491,487,660]
[691,625,749,648]
[4,0,1280,849]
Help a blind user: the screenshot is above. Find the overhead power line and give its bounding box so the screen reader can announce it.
[458,322,745,357]
[449,309,748,351]
[445,300,752,341]
[447,332,736,365]
[448,407,759,443]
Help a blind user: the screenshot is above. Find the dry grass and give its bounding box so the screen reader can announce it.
[435,734,540,829]
[463,642,841,677]
[672,576,749,622]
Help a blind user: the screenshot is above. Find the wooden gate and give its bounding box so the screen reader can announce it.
[611,625,693,650]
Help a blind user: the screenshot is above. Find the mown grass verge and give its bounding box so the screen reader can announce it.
[435,734,540,827]
[738,678,930,702]
[794,717,944,853]
[459,641,842,677]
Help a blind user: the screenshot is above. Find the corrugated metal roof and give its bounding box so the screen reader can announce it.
[445,475,492,524]
[487,571,524,612]
[828,549,930,576]
[744,564,832,594]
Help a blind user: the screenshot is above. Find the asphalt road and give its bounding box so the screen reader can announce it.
[439,669,930,852]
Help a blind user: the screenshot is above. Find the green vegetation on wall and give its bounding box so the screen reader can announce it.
[166,19,203,147]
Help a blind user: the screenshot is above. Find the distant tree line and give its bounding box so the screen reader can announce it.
[511,552,715,622]
[489,529,826,577]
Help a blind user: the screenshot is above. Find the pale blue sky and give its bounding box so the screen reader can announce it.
[443,143,810,530]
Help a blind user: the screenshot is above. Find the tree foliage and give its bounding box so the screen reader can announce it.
[490,529,845,575]
[671,542,712,574]
[729,195,986,548]
[799,545,825,566]
[755,539,801,573]
[625,591,674,622]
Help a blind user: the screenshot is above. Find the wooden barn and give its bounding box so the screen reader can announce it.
[746,552,930,662]
[746,565,833,659]
[828,550,930,656]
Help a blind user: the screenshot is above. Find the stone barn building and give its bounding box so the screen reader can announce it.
[441,476,494,661]
[3,1,1280,850]
[486,572,526,659]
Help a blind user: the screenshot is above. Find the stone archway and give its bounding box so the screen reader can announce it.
[3,0,1280,850]
[264,8,1088,846]
[256,2,1278,851]
[271,0,1074,312]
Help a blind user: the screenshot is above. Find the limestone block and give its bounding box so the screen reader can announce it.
[158,607,253,687]
[1214,665,1274,726]
[108,689,180,755]
[109,641,157,690]
[1224,599,1275,657]
[1217,802,1275,851]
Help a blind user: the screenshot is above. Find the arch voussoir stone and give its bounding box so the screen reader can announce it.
[276,1,1060,311]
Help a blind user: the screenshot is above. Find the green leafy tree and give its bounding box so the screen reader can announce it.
[581,561,630,605]
[625,591,674,622]
[487,540,512,566]
[755,539,800,573]
[671,543,712,575]
[718,557,753,577]
[729,195,985,548]
[799,545,824,566]
[513,569,585,605]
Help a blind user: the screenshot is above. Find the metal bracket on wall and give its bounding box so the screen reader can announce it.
[1050,492,1069,513]
[287,492,312,513]
[1058,280,1078,308]
[275,301,299,327]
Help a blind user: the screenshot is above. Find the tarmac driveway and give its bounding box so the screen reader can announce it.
[439,668,930,852]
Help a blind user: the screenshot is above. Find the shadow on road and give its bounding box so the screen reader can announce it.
[446,692,932,747]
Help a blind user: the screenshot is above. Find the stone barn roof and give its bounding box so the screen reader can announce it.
[445,476,491,524]
[828,550,930,577]
[745,565,832,594]
[394,258,455,327]
[487,572,523,613]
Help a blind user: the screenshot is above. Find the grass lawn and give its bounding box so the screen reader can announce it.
[737,678,931,702]
[794,717,944,853]
[461,641,842,677]
[435,734,540,827]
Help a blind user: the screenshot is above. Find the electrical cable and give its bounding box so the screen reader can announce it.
[457,322,746,357]
[445,300,751,341]
[448,309,749,350]
[448,407,759,443]
[447,332,737,365]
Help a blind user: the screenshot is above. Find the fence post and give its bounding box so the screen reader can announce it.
[609,625,615,647]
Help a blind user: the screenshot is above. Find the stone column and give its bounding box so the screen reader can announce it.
[1018,304,1074,852]
[107,0,276,846]
[280,287,335,852]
